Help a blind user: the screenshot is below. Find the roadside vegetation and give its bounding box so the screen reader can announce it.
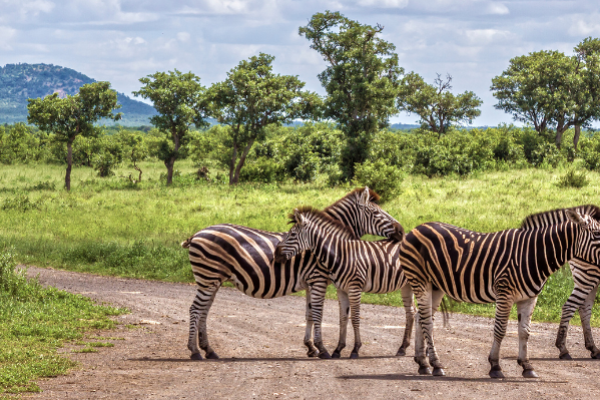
[0,250,126,395]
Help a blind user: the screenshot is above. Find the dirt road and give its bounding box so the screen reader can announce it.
[26,267,600,399]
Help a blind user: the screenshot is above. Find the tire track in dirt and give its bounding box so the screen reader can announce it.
[26,267,600,399]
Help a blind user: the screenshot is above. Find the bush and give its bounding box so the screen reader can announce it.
[353,160,403,202]
[239,158,286,183]
[558,169,589,188]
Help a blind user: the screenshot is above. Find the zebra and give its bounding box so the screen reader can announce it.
[520,205,600,360]
[181,187,405,360]
[274,207,416,359]
[398,206,600,378]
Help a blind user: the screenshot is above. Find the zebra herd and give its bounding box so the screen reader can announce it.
[182,187,600,378]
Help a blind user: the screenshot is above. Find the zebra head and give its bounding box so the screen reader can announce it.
[325,187,404,241]
[566,207,600,266]
[274,209,314,263]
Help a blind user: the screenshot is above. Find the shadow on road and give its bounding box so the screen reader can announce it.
[503,356,600,362]
[128,355,400,363]
[336,373,569,384]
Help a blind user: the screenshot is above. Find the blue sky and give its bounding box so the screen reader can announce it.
[0,0,597,126]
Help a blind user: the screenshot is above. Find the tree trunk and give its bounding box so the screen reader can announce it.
[573,125,581,151]
[228,145,238,185]
[65,140,73,191]
[555,126,565,149]
[230,139,255,185]
[165,134,181,186]
[133,161,142,183]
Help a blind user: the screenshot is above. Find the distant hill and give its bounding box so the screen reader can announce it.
[0,63,156,126]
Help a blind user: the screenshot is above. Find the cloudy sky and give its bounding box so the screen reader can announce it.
[0,0,597,126]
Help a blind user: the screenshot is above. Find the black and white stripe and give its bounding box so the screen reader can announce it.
[182,187,404,360]
[521,205,600,360]
[275,208,414,359]
[399,206,600,378]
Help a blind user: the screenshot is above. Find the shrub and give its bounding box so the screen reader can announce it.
[558,169,588,188]
[2,193,42,212]
[239,158,286,183]
[353,160,403,202]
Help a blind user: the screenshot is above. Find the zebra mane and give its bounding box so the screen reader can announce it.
[520,204,600,229]
[288,206,355,236]
[324,187,381,212]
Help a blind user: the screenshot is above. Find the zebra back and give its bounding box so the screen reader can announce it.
[521,205,600,229]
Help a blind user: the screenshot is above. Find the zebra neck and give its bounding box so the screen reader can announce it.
[307,217,353,271]
[323,200,361,239]
[536,222,574,275]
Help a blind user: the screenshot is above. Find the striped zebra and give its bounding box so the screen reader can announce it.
[520,205,600,360]
[274,207,415,359]
[182,187,404,360]
[399,206,600,378]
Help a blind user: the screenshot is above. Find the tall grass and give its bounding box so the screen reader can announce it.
[0,249,126,394]
[1,160,599,326]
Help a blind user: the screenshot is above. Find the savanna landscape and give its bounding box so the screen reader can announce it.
[1,4,600,399]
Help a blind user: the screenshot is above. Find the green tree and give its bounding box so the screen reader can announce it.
[398,73,482,136]
[27,82,121,190]
[491,38,600,149]
[299,11,402,179]
[208,53,319,185]
[118,130,148,184]
[134,70,210,185]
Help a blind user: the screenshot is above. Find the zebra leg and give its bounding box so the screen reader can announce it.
[348,288,363,359]
[414,284,443,375]
[488,294,514,378]
[332,289,350,358]
[580,285,600,359]
[188,285,220,360]
[516,297,539,378]
[197,289,220,359]
[555,276,598,360]
[413,311,431,375]
[304,287,319,358]
[309,280,331,359]
[396,284,415,357]
[428,289,446,376]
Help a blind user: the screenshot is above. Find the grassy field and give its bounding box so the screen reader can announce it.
[1,160,599,327]
[0,250,125,395]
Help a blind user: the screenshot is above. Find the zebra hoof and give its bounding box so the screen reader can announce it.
[396,348,406,357]
[591,352,600,359]
[206,351,219,360]
[488,369,505,379]
[559,352,573,360]
[349,352,359,359]
[418,366,432,375]
[307,350,319,358]
[332,351,341,359]
[319,351,332,359]
[190,353,203,361]
[522,369,538,378]
[432,367,445,377]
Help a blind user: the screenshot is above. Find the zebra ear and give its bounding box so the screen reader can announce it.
[360,187,370,206]
[566,209,587,228]
[293,209,306,226]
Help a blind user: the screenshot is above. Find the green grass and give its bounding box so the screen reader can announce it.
[0,250,126,395]
[1,160,600,327]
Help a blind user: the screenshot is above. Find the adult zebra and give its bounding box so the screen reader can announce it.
[182,187,405,360]
[399,206,600,378]
[520,205,600,360]
[275,207,415,359]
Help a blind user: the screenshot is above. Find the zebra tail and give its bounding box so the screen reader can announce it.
[440,296,451,328]
[181,237,193,248]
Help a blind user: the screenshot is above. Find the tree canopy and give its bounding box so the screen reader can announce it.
[491,38,600,149]
[134,69,210,185]
[27,81,121,190]
[299,11,403,179]
[207,52,320,185]
[398,73,482,135]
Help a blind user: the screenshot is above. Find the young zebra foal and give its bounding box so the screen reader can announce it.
[182,187,404,360]
[399,206,600,378]
[275,207,413,359]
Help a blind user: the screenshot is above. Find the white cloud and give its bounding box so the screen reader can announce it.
[486,2,509,15]
[0,26,17,50]
[567,14,600,37]
[357,0,408,8]
[464,28,515,44]
[177,32,191,42]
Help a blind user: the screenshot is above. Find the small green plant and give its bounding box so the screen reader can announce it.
[72,347,98,353]
[558,169,589,188]
[353,160,404,202]
[1,193,42,212]
[30,181,56,191]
